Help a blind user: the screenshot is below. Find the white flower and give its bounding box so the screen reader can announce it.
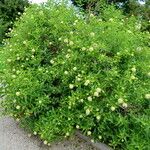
[16,118,20,122]
[33,131,37,135]
[145,94,150,99]
[12,75,16,78]
[7,59,11,62]
[31,55,34,59]
[32,49,35,52]
[16,105,20,110]
[127,30,132,33]
[86,109,90,115]
[65,54,70,59]
[48,143,51,146]
[39,100,42,104]
[80,99,84,103]
[79,115,83,118]
[50,60,54,64]
[70,31,73,35]
[91,139,94,143]
[16,92,20,96]
[147,72,150,77]
[87,96,92,101]
[110,106,116,111]
[73,67,77,71]
[18,12,21,15]
[23,41,27,44]
[109,18,113,22]
[66,132,70,136]
[94,92,99,97]
[82,47,86,51]
[136,47,142,52]
[16,70,20,74]
[131,67,136,72]
[76,125,80,129]
[58,38,61,41]
[118,98,124,104]
[64,39,68,43]
[84,80,90,86]
[77,78,81,81]
[26,58,29,61]
[64,71,68,75]
[67,49,71,52]
[75,20,78,23]
[43,140,48,145]
[131,75,136,80]
[122,103,128,108]
[98,135,102,139]
[60,21,64,24]
[8,28,12,31]
[90,13,94,17]
[96,88,102,93]
[69,84,74,89]
[13,100,16,103]
[69,41,74,46]
[89,47,94,52]
[17,57,20,60]
[87,131,91,135]
[96,116,101,120]
[90,32,95,37]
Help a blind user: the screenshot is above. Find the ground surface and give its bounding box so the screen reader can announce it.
[0,116,96,150]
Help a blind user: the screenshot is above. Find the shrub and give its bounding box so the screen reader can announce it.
[0,0,29,43]
[0,1,150,150]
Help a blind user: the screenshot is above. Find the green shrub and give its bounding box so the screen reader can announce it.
[0,0,29,43]
[1,1,150,149]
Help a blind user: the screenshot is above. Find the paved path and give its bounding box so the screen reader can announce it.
[0,116,96,150]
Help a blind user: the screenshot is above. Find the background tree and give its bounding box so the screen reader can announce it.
[0,0,29,43]
[71,0,150,31]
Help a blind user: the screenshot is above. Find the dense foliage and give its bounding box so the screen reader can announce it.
[0,1,150,150]
[71,0,150,31]
[0,0,29,43]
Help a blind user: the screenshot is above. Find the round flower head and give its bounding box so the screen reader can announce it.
[64,39,68,43]
[145,94,150,99]
[76,125,80,129]
[16,92,20,96]
[118,98,124,104]
[16,105,20,110]
[87,131,91,135]
[131,67,136,72]
[82,47,86,51]
[89,47,94,52]
[66,132,70,136]
[64,71,68,75]
[96,88,102,93]
[87,96,92,101]
[96,116,101,120]
[84,80,90,86]
[69,41,74,46]
[86,109,90,115]
[43,140,48,145]
[90,32,95,37]
[50,60,54,64]
[94,92,99,97]
[111,106,116,111]
[69,84,74,89]
[33,131,37,135]
[122,103,128,108]
[73,67,77,71]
